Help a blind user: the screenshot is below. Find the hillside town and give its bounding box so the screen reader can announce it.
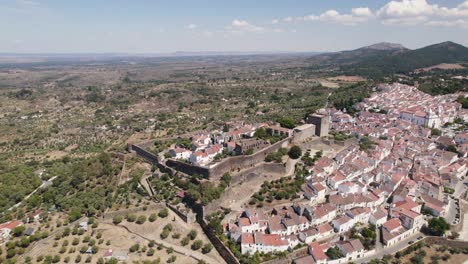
[223,83,468,263]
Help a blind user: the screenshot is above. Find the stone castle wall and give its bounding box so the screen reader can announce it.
[165,137,291,181]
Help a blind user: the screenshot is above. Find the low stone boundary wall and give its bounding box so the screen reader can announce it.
[424,237,468,248]
[261,247,308,264]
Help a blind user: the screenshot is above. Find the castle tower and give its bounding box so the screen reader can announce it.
[306,111,330,137]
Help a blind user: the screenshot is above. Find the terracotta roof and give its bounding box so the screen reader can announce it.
[308,242,328,261]
[0,221,22,230]
[241,233,254,244]
[382,218,402,232]
[257,233,288,246]
[238,217,251,227]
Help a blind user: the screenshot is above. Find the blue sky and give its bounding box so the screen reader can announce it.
[1,0,468,53]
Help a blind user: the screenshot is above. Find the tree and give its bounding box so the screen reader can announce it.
[427,217,450,236]
[188,229,198,240]
[12,226,26,237]
[431,128,441,136]
[129,243,140,253]
[160,229,170,239]
[126,214,137,222]
[158,208,169,218]
[288,145,302,159]
[202,243,213,254]
[112,215,122,224]
[191,240,203,250]
[447,145,458,153]
[325,247,342,260]
[181,237,190,246]
[6,249,16,259]
[136,215,147,224]
[278,117,296,129]
[149,213,157,222]
[254,128,268,139]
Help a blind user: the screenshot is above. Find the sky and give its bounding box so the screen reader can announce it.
[1,0,468,53]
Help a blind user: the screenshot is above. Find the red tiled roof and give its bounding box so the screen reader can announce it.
[382,218,401,232]
[0,221,22,230]
[241,233,254,244]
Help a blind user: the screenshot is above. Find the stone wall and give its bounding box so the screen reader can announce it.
[424,237,468,248]
[165,159,210,178]
[292,125,316,144]
[132,144,159,164]
[165,137,291,181]
[262,247,308,264]
[132,136,292,181]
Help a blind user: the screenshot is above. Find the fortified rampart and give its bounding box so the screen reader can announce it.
[165,137,291,181]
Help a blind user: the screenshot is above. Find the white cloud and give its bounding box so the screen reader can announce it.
[377,0,468,26]
[297,8,373,26]
[299,15,319,21]
[227,19,264,33]
[425,19,468,27]
[352,7,373,17]
[283,16,293,22]
[187,24,197,30]
[271,19,279,24]
[16,0,38,5]
[0,0,47,14]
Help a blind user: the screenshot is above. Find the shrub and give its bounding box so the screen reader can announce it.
[149,213,157,222]
[158,208,169,218]
[202,243,213,254]
[129,243,140,253]
[288,145,302,159]
[191,240,203,250]
[126,214,137,222]
[188,229,198,240]
[181,237,190,246]
[136,215,147,224]
[112,215,122,224]
[147,248,155,256]
[160,229,170,239]
[163,224,173,232]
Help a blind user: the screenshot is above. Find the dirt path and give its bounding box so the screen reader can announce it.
[458,200,468,241]
[7,176,57,211]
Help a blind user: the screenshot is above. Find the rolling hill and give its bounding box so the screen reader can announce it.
[339,41,468,78]
[307,42,407,65]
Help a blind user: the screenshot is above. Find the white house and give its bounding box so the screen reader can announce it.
[369,208,388,226]
[169,148,191,160]
[332,215,355,233]
[336,239,365,262]
[0,221,22,240]
[345,207,371,224]
[241,233,289,254]
[190,151,210,165]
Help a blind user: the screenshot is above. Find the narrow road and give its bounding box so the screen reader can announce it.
[7,176,57,211]
[458,200,468,241]
[355,232,423,264]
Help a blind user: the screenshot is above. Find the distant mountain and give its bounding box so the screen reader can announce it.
[307,42,407,65]
[357,42,407,51]
[340,41,468,78]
